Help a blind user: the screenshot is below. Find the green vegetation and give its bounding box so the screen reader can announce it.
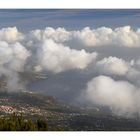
[0,113,48,131]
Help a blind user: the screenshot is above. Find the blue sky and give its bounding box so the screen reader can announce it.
[0,9,140,31]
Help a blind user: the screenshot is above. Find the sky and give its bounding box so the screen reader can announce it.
[1,9,140,117]
[1,9,140,31]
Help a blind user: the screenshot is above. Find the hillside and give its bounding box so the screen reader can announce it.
[0,91,140,130]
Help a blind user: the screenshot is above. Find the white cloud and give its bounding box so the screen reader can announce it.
[72,26,140,48]
[1,26,140,95]
[34,39,98,73]
[0,41,30,72]
[0,41,30,92]
[84,75,140,117]
[0,27,23,43]
[96,56,130,76]
[0,27,98,91]
[30,27,70,43]
[30,26,140,48]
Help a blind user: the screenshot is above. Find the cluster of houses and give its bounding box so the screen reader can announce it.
[0,105,16,114]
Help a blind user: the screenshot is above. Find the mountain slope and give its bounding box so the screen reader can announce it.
[0,91,140,130]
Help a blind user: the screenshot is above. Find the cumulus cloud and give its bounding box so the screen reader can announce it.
[1,25,140,104]
[94,56,140,86]
[0,27,98,92]
[34,39,97,73]
[22,26,140,118]
[30,27,70,43]
[0,27,23,43]
[29,26,140,48]
[0,41,30,92]
[72,26,140,48]
[96,56,131,76]
[84,75,140,117]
